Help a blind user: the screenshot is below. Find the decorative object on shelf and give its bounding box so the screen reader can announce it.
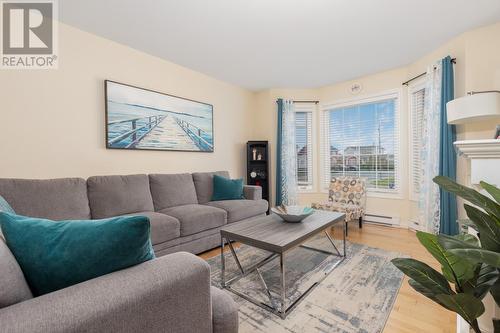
[392,176,500,333]
[271,205,314,223]
[105,80,214,152]
[494,125,500,139]
[247,141,269,210]
[446,90,500,125]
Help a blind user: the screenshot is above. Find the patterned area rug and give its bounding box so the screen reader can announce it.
[206,235,404,333]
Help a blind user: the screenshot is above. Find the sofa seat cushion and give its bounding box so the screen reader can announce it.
[87,174,154,219]
[159,204,227,236]
[119,212,180,245]
[149,173,198,210]
[0,178,90,220]
[206,199,268,223]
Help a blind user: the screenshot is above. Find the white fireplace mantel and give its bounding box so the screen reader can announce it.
[454,139,500,333]
[454,139,500,186]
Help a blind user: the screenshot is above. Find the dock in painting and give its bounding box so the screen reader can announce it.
[105,81,214,152]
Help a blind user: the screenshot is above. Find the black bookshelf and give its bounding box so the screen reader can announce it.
[246,141,270,209]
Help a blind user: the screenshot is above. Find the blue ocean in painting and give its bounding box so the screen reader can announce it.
[106,93,213,152]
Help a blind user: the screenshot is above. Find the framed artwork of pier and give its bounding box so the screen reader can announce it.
[105,80,214,152]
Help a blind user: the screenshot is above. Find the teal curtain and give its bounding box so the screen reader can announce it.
[439,56,458,235]
[276,99,283,206]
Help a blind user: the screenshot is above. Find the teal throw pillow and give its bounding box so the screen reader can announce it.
[0,195,15,214]
[0,212,155,296]
[212,174,244,201]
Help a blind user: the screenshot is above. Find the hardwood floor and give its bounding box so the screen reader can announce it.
[199,223,456,333]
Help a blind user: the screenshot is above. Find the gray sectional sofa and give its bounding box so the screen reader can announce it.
[0,171,267,333]
[0,170,268,256]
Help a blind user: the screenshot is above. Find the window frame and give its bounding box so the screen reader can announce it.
[408,79,426,201]
[320,89,403,199]
[294,102,317,193]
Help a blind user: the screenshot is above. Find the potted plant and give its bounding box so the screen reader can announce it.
[392,176,500,333]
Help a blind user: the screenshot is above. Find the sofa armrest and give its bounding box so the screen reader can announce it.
[0,252,212,333]
[243,185,262,200]
[211,286,238,333]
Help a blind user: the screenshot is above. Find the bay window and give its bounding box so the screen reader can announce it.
[320,92,400,195]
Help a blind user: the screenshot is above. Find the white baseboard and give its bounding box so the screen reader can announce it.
[364,213,400,226]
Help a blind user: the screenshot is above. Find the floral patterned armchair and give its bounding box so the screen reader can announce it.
[312,176,367,236]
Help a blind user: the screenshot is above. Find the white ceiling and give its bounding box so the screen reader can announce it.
[59,0,500,91]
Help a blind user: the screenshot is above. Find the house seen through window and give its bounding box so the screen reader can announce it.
[321,95,399,193]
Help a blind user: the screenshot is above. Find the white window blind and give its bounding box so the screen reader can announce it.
[410,87,425,198]
[295,104,314,190]
[321,95,399,193]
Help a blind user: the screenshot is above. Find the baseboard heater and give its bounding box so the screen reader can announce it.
[363,214,400,226]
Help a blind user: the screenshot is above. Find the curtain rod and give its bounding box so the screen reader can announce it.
[293,100,319,104]
[402,58,456,86]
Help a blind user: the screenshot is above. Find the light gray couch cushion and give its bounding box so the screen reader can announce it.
[149,173,198,210]
[206,199,268,223]
[87,174,154,219]
[192,171,230,204]
[118,212,180,245]
[159,204,227,236]
[0,178,90,220]
[0,237,33,308]
[211,286,239,333]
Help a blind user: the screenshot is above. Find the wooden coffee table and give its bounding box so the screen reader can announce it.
[220,211,345,319]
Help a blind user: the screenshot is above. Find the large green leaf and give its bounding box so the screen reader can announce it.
[435,294,485,324]
[417,231,475,286]
[491,278,500,307]
[480,181,500,204]
[462,264,499,300]
[450,248,500,268]
[434,176,500,218]
[408,279,450,308]
[438,233,480,250]
[456,234,481,247]
[392,258,453,295]
[464,204,500,252]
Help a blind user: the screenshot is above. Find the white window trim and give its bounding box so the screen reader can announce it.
[320,89,403,199]
[408,79,426,201]
[295,103,318,193]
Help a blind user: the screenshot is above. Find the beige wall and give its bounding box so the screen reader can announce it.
[0,23,256,179]
[254,21,500,227]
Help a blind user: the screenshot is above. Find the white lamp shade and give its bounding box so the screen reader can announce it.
[446,92,500,124]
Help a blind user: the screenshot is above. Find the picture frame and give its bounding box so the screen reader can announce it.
[104,80,214,152]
